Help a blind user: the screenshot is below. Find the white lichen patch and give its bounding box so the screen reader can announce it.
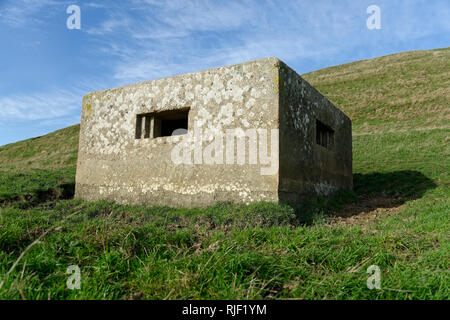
[80,57,278,156]
[314,182,337,196]
[77,57,286,207]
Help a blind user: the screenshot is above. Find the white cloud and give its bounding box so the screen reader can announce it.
[0,0,63,28]
[112,34,340,82]
[85,12,132,36]
[1,0,449,128]
[151,0,256,32]
[84,0,256,38]
[104,0,355,82]
[0,73,118,123]
[0,89,82,122]
[101,0,450,84]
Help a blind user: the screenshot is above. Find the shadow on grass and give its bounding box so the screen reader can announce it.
[0,169,437,229]
[0,169,75,208]
[298,170,437,224]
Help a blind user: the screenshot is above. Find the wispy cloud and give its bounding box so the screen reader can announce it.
[0,0,448,144]
[0,89,82,122]
[0,0,63,28]
[96,0,450,83]
[91,0,361,82]
[85,11,132,35]
[0,73,118,124]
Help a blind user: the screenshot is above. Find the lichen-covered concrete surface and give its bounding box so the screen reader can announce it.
[75,57,352,208]
[278,60,353,206]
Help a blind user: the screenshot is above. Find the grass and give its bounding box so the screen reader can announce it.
[302,47,450,134]
[0,48,449,299]
[0,124,79,171]
[0,168,75,207]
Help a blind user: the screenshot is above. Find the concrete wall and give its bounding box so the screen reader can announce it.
[75,57,352,208]
[277,61,353,207]
[75,58,281,207]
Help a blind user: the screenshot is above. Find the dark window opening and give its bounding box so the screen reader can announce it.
[316,119,334,150]
[160,118,188,137]
[135,108,189,139]
[135,114,143,139]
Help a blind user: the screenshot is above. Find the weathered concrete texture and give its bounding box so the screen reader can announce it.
[75,57,352,208]
[277,61,353,207]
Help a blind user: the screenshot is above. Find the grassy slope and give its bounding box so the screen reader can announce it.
[0,125,78,206]
[0,48,448,299]
[0,124,79,170]
[303,47,450,134]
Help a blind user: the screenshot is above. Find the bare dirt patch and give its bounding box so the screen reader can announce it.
[328,194,407,227]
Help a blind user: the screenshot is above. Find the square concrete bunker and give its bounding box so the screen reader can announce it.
[75,57,352,208]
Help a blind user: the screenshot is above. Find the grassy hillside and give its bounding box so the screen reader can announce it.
[303,47,450,134]
[0,125,78,206]
[0,48,448,299]
[0,124,79,171]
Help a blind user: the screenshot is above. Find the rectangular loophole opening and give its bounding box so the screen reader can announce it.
[316,119,334,150]
[135,115,143,139]
[135,108,189,139]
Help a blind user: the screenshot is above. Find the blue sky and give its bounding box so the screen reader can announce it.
[0,0,449,145]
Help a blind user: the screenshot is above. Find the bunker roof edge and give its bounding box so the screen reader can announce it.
[82,56,284,99]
